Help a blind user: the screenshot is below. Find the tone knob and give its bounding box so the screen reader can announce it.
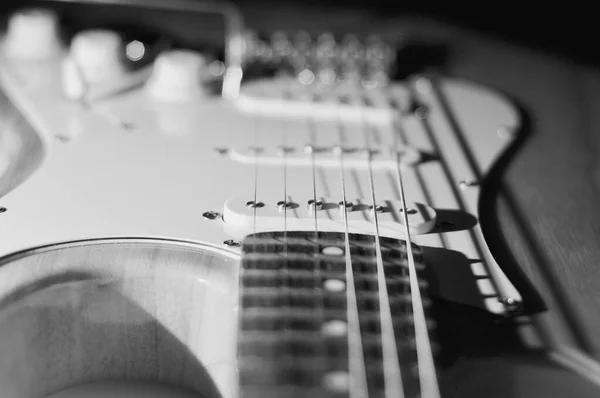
[62,29,128,99]
[69,29,126,83]
[145,49,208,102]
[3,8,62,60]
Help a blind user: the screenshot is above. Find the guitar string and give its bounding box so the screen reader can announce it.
[251,96,261,255]
[334,95,370,398]
[389,92,440,398]
[360,93,405,398]
[304,80,328,370]
[70,56,131,131]
[279,85,293,351]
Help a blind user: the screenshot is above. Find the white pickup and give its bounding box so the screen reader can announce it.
[222,196,437,239]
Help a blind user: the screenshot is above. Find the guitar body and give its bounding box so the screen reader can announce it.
[0,1,599,397]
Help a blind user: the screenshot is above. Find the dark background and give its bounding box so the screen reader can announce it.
[1,0,597,68]
[234,0,598,68]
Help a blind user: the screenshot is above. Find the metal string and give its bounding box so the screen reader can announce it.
[334,96,369,398]
[390,98,440,398]
[360,94,405,398]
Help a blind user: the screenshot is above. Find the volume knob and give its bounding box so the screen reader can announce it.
[3,8,62,60]
[62,29,127,99]
[145,49,208,102]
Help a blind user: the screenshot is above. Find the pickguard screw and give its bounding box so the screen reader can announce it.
[0,207,6,213]
[202,211,221,220]
[459,179,479,190]
[214,147,229,155]
[246,201,265,208]
[499,296,522,312]
[308,199,324,211]
[223,240,241,248]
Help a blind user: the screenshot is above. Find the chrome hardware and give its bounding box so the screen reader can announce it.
[338,201,353,211]
[498,296,522,313]
[459,179,479,190]
[277,201,292,210]
[308,199,324,211]
[202,211,221,220]
[369,205,385,213]
[246,201,264,208]
[223,239,241,247]
[0,207,6,213]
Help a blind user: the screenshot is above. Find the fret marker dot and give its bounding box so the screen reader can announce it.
[324,279,346,292]
[323,371,350,393]
[322,246,344,256]
[322,320,348,337]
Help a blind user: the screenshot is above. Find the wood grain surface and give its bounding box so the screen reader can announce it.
[0,239,238,398]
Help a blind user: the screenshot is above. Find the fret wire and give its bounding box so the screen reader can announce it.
[336,98,369,398]
[390,115,440,398]
[361,95,405,398]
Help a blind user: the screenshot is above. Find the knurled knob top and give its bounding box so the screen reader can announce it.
[69,29,127,83]
[3,8,62,60]
[145,49,208,102]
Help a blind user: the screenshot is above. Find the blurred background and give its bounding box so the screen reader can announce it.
[0,0,597,69]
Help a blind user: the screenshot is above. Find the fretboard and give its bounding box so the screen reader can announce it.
[237,231,434,398]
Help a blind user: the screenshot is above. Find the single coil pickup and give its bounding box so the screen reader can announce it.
[227,145,422,169]
[227,198,438,237]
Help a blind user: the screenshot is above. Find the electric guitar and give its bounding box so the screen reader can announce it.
[0,0,599,397]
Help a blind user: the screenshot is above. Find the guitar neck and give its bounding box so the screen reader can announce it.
[238,231,430,397]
